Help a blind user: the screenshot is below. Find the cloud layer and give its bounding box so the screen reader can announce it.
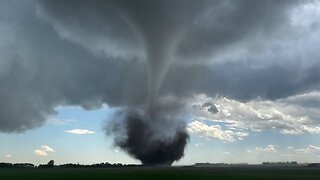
[189,91,320,140]
[0,0,319,139]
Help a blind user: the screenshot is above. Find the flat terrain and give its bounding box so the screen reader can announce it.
[1,166,320,179]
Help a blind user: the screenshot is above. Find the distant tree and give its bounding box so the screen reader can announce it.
[308,163,320,167]
[13,163,34,168]
[0,162,13,168]
[47,160,54,168]
[38,160,55,168]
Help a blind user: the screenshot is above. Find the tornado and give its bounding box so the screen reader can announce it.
[107,0,205,165]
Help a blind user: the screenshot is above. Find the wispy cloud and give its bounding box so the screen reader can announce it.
[295,145,320,154]
[65,129,95,135]
[35,145,55,156]
[5,154,12,158]
[246,145,277,154]
[47,118,78,125]
[194,143,203,147]
[255,145,277,153]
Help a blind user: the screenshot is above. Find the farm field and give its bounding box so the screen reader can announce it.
[1,166,320,180]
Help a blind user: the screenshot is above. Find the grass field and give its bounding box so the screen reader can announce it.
[1,166,320,180]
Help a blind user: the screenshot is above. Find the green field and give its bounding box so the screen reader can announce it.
[1,166,320,180]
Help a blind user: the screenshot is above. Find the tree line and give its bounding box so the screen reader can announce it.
[0,160,140,168]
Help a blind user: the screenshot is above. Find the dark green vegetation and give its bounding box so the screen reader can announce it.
[1,166,320,180]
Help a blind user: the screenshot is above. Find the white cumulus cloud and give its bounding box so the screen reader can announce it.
[35,145,55,156]
[246,145,277,154]
[190,91,320,136]
[255,145,277,153]
[187,120,248,142]
[295,145,320,154]
[65,129,95,135]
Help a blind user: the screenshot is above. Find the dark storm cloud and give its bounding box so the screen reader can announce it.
[0,0,147,132]
[163,59,320,101]
[35,0,142,59]
[36,0,302,63]
[177,0,300,62]
[1,0,319,164]
[36,0,207,101]
[202,102,219,114]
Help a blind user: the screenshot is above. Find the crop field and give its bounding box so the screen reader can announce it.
[1,166,320,180]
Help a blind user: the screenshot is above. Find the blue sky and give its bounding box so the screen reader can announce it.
[2,105,320,165]
[0,106,138,165]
